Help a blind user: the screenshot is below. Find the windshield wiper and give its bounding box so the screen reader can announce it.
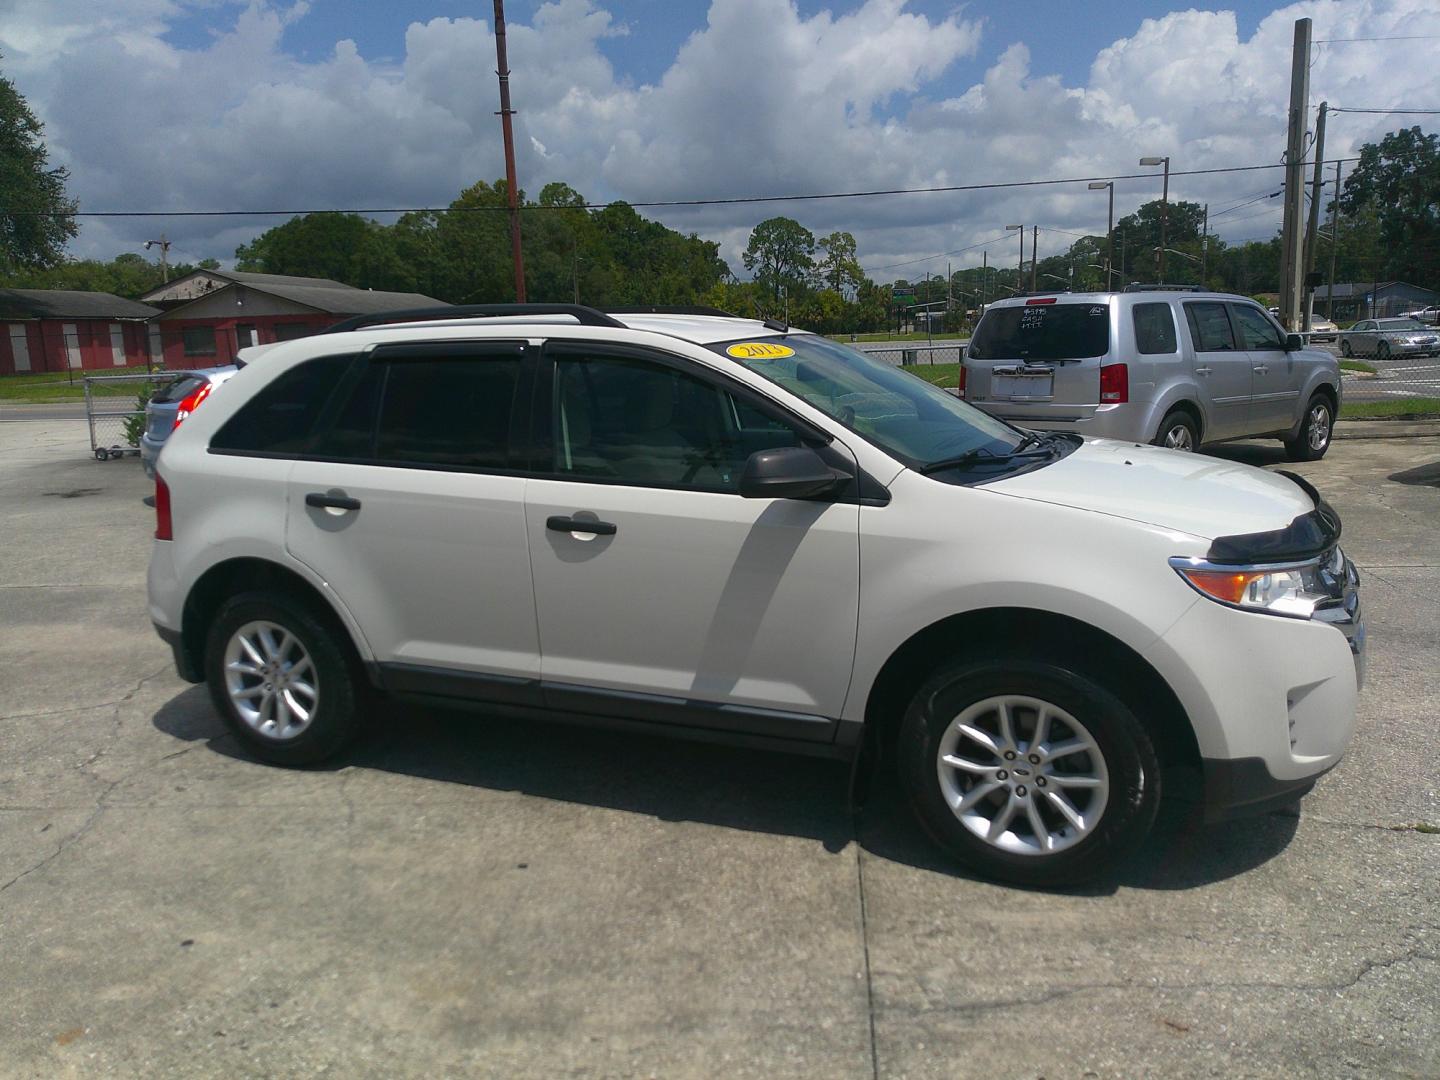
[919,441,1056,475]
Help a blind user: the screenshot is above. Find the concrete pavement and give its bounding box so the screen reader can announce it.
[1,421,1435,1077]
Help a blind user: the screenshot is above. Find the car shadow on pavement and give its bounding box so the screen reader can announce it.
[1201,442,1293,467]
[153,687,1300,894]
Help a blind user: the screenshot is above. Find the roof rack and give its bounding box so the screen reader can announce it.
[1122,283,1203,293]
[603,305,736,317]
[324,303,627,334]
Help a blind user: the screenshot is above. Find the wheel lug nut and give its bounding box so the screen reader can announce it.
[1028,754,1041,765]
[1036,776,1047,787]
[1004,750,1017,760]
[996,769,1008,781]
[1016,785,1027,797]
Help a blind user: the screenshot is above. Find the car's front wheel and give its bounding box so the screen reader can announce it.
[204,591,367,765]
[898,657,1160,886]
[1340,339,1353,358]
[1284,392,1334,462]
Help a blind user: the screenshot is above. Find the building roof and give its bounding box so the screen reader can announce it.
[0,288,160,321]
[1321,281,1437,300]
[209,269,352,290]
[153,280,446,320]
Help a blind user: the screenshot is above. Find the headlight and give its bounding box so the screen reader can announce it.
[1170,548,1345,619]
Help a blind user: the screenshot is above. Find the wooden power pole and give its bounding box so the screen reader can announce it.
[493,0,527,301]
[1279,17,1311,330]
[1303,101,1328,332]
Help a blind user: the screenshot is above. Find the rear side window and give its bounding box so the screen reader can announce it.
[1184,303,1237,352]
[1133,303,1178,354]
[373,357,523,469]
[211,355,352,454]
[152,375,205,404]
[967,303,1111,361]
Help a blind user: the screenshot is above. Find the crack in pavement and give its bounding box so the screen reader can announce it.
[0,665,173,724]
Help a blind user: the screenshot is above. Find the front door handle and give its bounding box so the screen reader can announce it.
[1194,366,1212,375]
[547,515,617,536]
[306,492,361,511]
[1253,364,1269,374]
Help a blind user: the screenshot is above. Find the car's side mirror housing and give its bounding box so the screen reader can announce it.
[739,446,845,500]
[1285,333,1304,351]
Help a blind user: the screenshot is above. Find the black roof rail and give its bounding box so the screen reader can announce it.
[603,305,737,317]
[324,303,627,334]
[1122,283,1203,293]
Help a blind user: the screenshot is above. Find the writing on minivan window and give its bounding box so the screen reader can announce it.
[967,303,1111,361]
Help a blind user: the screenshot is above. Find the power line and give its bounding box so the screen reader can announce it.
[866,232,1015,273]
[1315,36,1440,43]
[0,158,1365,219]
[1210,189,1282,218]
[1328,107,1440,115]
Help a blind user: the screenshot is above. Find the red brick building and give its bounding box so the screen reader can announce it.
[0,289,161,375]
[140,270,443,369]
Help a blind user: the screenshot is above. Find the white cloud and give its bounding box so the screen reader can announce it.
[2,0,1437,277]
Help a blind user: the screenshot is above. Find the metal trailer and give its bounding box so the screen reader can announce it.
[82,371,181,461]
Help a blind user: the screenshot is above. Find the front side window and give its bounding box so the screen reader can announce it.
[1184,303,1237,352]
[552,352,803,492]
[968,302,1111,361]
[1133,303,1178,354]
[1231,305,1285,350]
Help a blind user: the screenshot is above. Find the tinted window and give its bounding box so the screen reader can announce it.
[373,357,523,469]
[553,353,802,492]
[1231,305,1285,350]
[967,302,1111,360]
[308,361,386,460]
[1184,303,1237,352]
[1133,303,1178,354]
[153,375,206,404]
[211,355,352,454]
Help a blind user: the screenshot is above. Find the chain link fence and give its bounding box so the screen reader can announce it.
[82,372,184,460]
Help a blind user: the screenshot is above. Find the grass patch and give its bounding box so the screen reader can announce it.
[0,365,175,404]
[895,362,961,389]
[1339,359,1377,374]
[1341,397,1440,419]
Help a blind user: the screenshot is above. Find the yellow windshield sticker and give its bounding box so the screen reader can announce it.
[726,341,795,360]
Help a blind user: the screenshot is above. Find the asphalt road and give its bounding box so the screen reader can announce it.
[1,421,1436,1077]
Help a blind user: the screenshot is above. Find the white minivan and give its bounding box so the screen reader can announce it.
[147,305,1364,886]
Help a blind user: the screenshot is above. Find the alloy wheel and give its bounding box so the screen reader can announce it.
[1163,424,1195,451]
[935,694,1110,856]
[1308,403,1331,452]
[223,620,319,740]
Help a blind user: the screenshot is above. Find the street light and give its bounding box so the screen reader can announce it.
[1041,273,1069,288]
[1140,156,1171,281]
[1005,224,1025,290]
[1088,181,1114,286]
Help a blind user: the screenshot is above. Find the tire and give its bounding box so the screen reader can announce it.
[898,657,1161,887]
[204,590,367,766]
[1284,392,1334,462]
[1340,340,1352,358]
[1377,341,1390,361]
[1153,409,1199,452]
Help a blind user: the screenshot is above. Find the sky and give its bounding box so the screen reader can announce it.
[2,0,1438,283]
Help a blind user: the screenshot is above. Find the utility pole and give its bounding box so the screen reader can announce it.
[1279,16,1312,330]
[492,0,527,301]
[1326,160,1341,324]
[1200,204,1209,285]
[144,235,171,283]
[1302,101,1328,332]
[982,250,988,307]
[1030,226,1038,292]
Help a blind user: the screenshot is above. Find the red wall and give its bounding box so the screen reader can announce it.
[0,320,152,375]
[155,314,334,370]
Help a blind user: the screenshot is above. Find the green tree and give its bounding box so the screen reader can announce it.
[234,212,377,283]
[1112,199,1206,283]
[743,217,815,305]
[0,55,77,272]
[816,231,863,296]
[1337,126,1440,285]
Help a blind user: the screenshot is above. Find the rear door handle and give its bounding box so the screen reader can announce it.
[1253,365,1269,374]
[1194,366,1212,375]
[547,515,617,536]
[306,492,362,511]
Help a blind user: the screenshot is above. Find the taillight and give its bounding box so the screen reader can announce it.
[1099,363,1129,404]
[155,476,173,540]
[173,382,213,427]
[957,364,967,398]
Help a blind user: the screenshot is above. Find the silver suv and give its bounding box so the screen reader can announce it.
[147,304,1362,887]
[962,289,1341,460]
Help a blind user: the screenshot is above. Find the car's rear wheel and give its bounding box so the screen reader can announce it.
[1284,392,1334,462]
[1153,409,1199,452]
[898,657,1160,886]
[1340,339,1352,358]
[204,591,366,765]
[1377,341,1391,361]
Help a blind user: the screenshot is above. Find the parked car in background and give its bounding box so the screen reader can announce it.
[140,366,237,477]
[961,289,1341,461]
[1399,306,1440,326]
[1307,316,1339,343]
[1338,318,1440,361]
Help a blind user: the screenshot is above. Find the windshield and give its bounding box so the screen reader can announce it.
[967,301,1111,360]
[1379,319,1427,330]
[709,334,1037,469]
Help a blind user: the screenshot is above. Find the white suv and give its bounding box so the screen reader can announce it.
[147,305,1364,885]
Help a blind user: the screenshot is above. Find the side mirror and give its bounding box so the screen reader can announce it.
[739,446,845,500]
[1285,333,1304,351]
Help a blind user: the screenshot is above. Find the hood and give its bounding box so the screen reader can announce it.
[987,438,1315,541]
